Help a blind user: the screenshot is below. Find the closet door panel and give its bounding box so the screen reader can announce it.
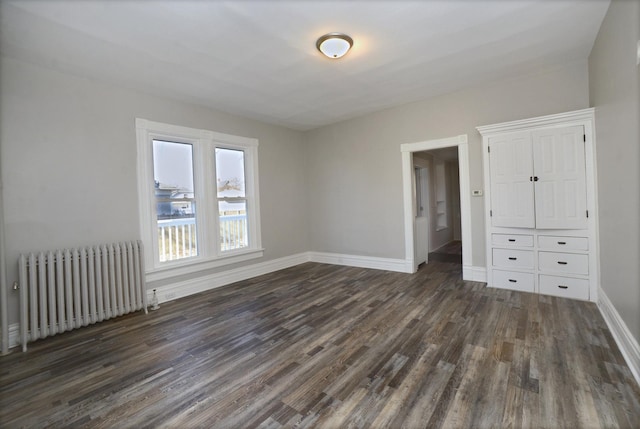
[533,126,587,229]
[489,132,535,228]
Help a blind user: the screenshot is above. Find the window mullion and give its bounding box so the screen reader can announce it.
[207,142,221,258]
[192,140,208,259]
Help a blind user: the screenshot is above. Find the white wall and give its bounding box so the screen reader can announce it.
[305,61,590,267]
[0,57,309,325]
[0,51,597,332]
[588,0,640,341]
[429,157,452,251]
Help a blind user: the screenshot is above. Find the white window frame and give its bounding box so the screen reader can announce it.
[136,118,263,281]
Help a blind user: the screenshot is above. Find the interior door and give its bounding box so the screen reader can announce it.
[415,166,429,265]
[488,131,535,228]
[532,125,587,229]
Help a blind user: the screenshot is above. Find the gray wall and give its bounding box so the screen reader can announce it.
[305,61,590,266]
[588,0,640,341]
[0,47,609,333]
[0,57,309,325]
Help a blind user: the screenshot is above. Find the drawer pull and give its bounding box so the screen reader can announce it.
[558,285,568,289]
[508,279,517,283]
[508,239,516,242]
[557,241,567,245]
[557,261,568,265]
[508,257,517,261]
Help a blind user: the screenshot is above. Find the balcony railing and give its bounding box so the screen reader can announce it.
[157,214,247,262]
[218,214,248,252]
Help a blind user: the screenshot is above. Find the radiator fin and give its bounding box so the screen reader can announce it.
[18,240,147,351]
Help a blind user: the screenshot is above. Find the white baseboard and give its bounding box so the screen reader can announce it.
[149,251,414,304]
[148,252,311,304]
[308,252,413,273]
[7,257,639,390]
[463,265,487,282]
[3,323,20,351]
[597,287,640,385]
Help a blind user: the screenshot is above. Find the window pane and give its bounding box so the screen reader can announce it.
[215,148,245,198]
[153,140,197,261]
[153,140,195,194]
[219,200,247,252]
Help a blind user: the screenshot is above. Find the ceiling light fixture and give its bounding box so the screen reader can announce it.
[316,33,353,59]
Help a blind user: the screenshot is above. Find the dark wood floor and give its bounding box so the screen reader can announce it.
[1,261,639,428]
[429,240,463,264]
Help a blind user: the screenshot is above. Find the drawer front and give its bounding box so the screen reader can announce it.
[538,252,589,275]
[539,275,589,301]
[492,234,534,247]
[492,270,535,293]
[493,248,534,269]
[538,236,588,251]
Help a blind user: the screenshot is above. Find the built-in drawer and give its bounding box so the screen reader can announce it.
[538,252,588,275]
[538,236,588,251]
[492,234,534,247]
[493,248,534,269]
[539,274,589,301]
[492,269,535,293]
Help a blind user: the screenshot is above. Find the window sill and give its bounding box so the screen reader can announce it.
[146,248,264,282]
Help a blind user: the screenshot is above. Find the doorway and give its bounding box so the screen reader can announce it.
[401,134,473,279]
[414,147,462,266]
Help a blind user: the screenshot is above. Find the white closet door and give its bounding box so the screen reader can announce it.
[489,132,535,228]
[532,125,587,229]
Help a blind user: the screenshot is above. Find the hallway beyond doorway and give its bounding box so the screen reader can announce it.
[428,240,462,264]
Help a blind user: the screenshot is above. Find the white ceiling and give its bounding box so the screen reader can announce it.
[0,1,610,131]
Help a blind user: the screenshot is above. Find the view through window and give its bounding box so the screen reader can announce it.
[153,140,197,262]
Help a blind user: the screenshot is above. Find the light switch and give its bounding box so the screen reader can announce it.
[472,190,483,196]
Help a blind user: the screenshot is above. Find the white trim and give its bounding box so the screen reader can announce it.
[401,135,473,278]
[308,252,413,273]
[598,287,640,385]
[476,108,597,135]
[11,251,637,390]
[146,249,264,282]
[0,178,8,355]
[135,118,262,274]
[148,253,311,304]
[462,266,487,282]
[5,323,20,351]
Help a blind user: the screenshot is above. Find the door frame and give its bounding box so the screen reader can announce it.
[401,134,472,277]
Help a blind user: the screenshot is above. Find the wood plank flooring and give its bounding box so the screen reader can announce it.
[429,240,462,264]
[1,261,639,428]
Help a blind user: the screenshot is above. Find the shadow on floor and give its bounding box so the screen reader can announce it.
[428,240,462,264]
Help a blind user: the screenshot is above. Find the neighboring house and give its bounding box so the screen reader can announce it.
[154,181,194,219]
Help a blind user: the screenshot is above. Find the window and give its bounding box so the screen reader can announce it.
[153,140,198,262]
[215,148,248,252]
[136,119,262,279]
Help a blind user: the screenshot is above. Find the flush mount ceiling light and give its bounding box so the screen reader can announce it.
[316,33,353,59]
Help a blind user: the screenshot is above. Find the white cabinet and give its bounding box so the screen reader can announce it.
[488,126,587,230]
[532,126,588,230]
[488,131,535,228]
[478,109,599,302]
